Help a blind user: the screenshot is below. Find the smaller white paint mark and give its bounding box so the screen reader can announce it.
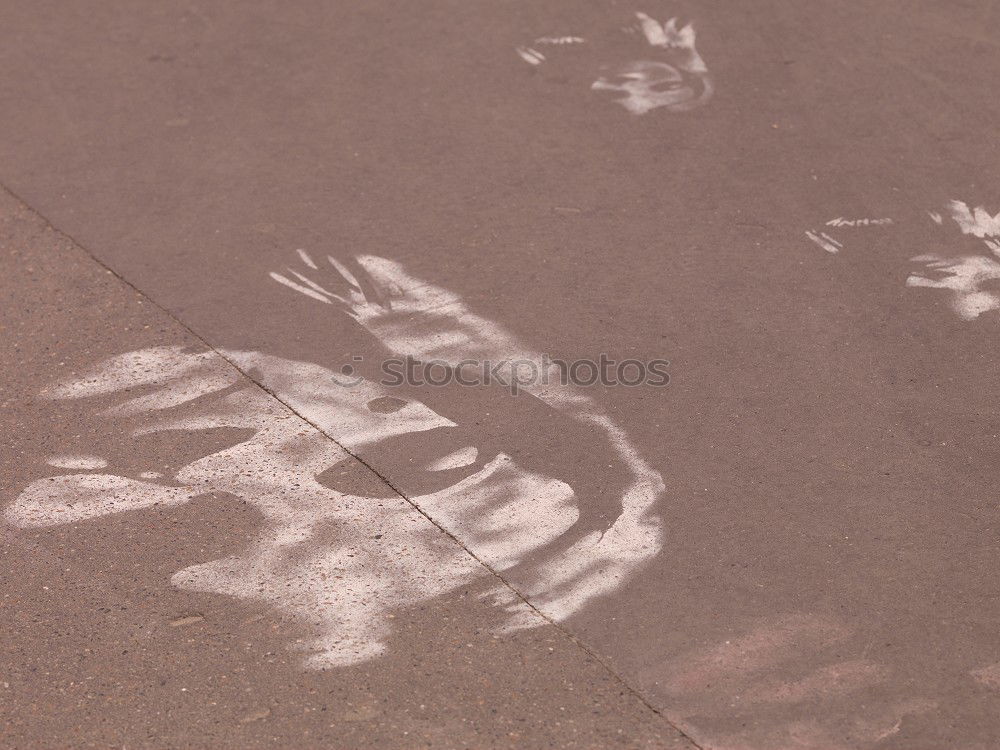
[169,614,204,627]
[534,36,586,45]
[269,272,332,304]
[140,471,164,480]
[516,47,545,66]
[427,446,479,472]
[47,455,108,471]
[971,663,1000,690]
[825,217,893,227]
[239,708,271,724]
[328,255,361,289]
[636,13,696,50]
[928,211,943,225]
[805,230,841,254]
[287,269,341,301]
[296,249,318,269]
[985,239,1000,257]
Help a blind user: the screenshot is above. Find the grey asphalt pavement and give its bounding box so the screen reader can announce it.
[3,2,1000,748]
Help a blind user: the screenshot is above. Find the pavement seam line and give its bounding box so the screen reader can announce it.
[2,182,705,750]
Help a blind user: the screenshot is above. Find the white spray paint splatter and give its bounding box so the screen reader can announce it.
[516,47,546,66]
[805,230,843,254]
[426,446,478,471]
[46,455,108,471]
[269,254,666,623]
[946,200,1000,238]
[591,14,713,115]
[515,13,712,116]
[9,473,197,527]
[825,217,893,227]
[6,254,665,669]
[805,199,1000,320]
[906,253,1000,320]
[535,36,586,45]
[296,248,319,269]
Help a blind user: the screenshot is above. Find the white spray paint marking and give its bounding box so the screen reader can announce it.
[46,455,108,471]
[635,13,695,51]
[516,47,546,66]
[535,36,586,45]
[222,349,457,448]
[6,349,514,666]
[269,252,665,628]
[7,254,665,669]
[947,200,1000,238]
[516,13,711,115]
[805,230,842,254]
[8,473,197,527]
[296,248,318,269]
[906,253,1000,320]
[286,268,339,299]
[825,217,893,227]
[327,255,361,289]
[269,271,332,304]
[807,198,1000,321]
[426,445,478,471]
[591,14,712,115]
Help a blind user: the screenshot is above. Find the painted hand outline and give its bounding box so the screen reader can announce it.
[515,11,713,115]
[271,249,666,627]
[906,252,1000,320]
[591,13,714,115]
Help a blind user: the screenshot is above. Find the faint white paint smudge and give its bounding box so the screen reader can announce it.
[646,615,935,750]
[971,663,1000,690]
[516,47,546,66]
[825,217,893,227]
[805,230,842,254]
[426,445,478,471]
[535,36,586,45]
[46,455,108,471]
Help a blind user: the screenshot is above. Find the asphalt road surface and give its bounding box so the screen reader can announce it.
[3,2,1000,748]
